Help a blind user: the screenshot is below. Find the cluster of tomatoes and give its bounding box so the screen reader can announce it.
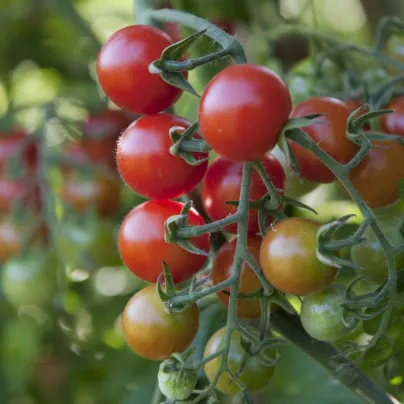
[94,17,404,400]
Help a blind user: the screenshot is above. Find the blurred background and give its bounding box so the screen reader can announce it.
[1,0,404,403]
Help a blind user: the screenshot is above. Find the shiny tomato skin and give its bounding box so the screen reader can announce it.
[97,25,186,115]
[380,96,404,135]
[122,285,199,361]
[213,236,269,318]
[289,96,358,183]
[81,109,131,166]
[202,155,286,235]
[260,218,338,295]
[61,170,120,217]
[199,64,292,161]
[116,114,208,199]
[118,200,210,283]
[349,138,404,208]
[204,328,275,396]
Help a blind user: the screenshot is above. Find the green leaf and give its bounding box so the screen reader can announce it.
[161,71,200,97]
[160,30,207,61]
[363,337,393,368]
[281,196,318,215]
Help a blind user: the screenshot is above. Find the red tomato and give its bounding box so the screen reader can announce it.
[212,17,237,35]
[212,236,275,318]
[202,155,286,235]
[199,64,292,161]
[349,138,404,208]
[289,97,358,183]
[260,218,338,295]
[117,114,208,199]
[97,25,187,114]
[61,170,121,217]
[380,96,404,135]
[0,178,40,213]
[122,285,199,361]
[0,130,37,175]
[118,200,210,283]
[81,109,131,166]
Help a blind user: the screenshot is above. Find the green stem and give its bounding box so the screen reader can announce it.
[151,380,162,404]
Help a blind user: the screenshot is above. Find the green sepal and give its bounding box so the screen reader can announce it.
[160,29,207,61]
[160,70,200,97]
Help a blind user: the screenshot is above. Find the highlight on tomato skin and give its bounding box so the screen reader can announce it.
[122,285,200,361]
[118,200,210,284]
[116,114,208,200]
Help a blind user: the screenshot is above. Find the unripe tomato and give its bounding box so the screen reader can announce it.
[199,64,292,161]
[118,200,210,283]
[300,285,358,342]
[97,25,186,114]
[117,114,208,199]
[351,214,404,284]
[81,109,131,166]
[212,236,274,318]
[289,97,358,183]
[61,169,120,217]
[204,328,275,395]
[202,155,286,235]
[158,361,197,401]
[349,138,404,208]
[122,285,199,361]
[260,218,338,295]
[2,250,57,308]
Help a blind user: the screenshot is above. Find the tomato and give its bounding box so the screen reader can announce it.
[0,217,47,263]
[300,284,358,342]
[54,219,121,271]
[204,328,275,395]
[289,97,358,183]
[2,250,57,308]
[212,17,236,35]
[118,200,210,283]
[349,138,404,208]
[199,64,292,161]
[97,25,187,115]
[122,285,199,361]
[351,214,404,284]
[380,96,404,135]
[61,169,120,217]
[0,129,37,175]
[202,155,286,235]
[81,109,131,166]
[212,236,272,318]
[117,114,208,199]
[0,178,40,212]
[260,218,338,295]
[158,361,197,401]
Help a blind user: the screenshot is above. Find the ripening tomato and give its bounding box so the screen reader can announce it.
[300,284,358,342]
[349,138,404,208]
[97,25,187,114]
[260,218,338,295]
[61,170,120,217]
[0,178,40,212]
[202,155,286,235]
[212,236,273,318]
[380,96,404,135]
[199,64,292,161]
[204,328,275,396]
[289,97,358,183]
[118,200,210,283]
[81,109,131,166]
[122,285,199,361]
[0,129,37,175]
[117,114,208,199]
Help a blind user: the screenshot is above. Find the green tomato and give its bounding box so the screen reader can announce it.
[158,361,197,401]
[204,328,275,396]
[351,214,404,284]
[300,284,358,342]
[2,250,57,308]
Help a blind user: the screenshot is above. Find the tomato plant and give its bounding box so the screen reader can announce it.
[349,138,404,208]
[122,285,199,361]
[96,25,187,114]
[289,96,358,183]
[199,63,292,161]
[380,96,404,135]
[300,284,358,342]
[202,154,285,235]
[260,218,338,295]
[116,114,208,199]
[118,200,210,283]
[204,328,276,396]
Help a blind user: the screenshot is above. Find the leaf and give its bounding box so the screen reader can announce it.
[160,71,200,97]
[160,29,207,61]
[363,337,393,368]
[281,196,318,215]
